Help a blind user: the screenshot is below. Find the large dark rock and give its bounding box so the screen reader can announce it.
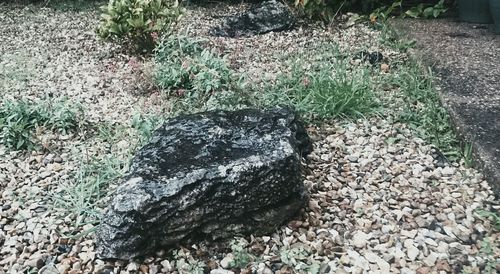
[211,0,296,37]
[96,108,311,260]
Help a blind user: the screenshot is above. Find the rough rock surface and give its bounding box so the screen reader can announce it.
[96,108,311,260]
[211,0,296,37]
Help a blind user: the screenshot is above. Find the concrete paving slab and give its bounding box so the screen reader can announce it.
[393,18,500,197]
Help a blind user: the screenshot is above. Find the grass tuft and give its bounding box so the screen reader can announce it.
[383,61,461,161]
[261,60,378,121]
[51,155,125,232]
[0,98,84,150]
[131,112,164,146]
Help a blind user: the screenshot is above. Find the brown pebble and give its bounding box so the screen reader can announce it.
[139,264,148,273]
[287,220,302,230]
[206,260,218,270]
[416,266,431,274]
[240,268,253,274]
[435,260,451,272]
[58,238,69,245]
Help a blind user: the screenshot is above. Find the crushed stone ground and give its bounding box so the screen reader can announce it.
[0,2,498,274]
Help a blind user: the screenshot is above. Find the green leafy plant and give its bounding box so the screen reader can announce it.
[95,121,127,144]
[294,0,448,22]
[369,0,402,23]
[229,238,257,268]
[172,249,206,274]
[0,98,84,150]
[477,237,500,274]
[51,112,165,234]
[155,39,377,120]
[405,0,447,19]
[97,0,181,52]
[0,99,38,150]
[39,101,84,134]
[131,112,163,145]
[476,209,500,231]
[462,142,474,168]
[370,0,448,23]
[280,246,321,273]
[155,34,233,99]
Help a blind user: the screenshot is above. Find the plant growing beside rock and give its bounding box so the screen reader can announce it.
[52,155,125,231]
[384,60,461,161]
[130,112,163,145]
[228,238,257,269]
[97,0,181,52]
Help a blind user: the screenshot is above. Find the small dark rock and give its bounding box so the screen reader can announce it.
[428,219,443,231]
[96,108,311,260]
[36,258,45,269]
[354,51,384,65]
[211,0,296,37]
[431,147,448,167]
[56,244,71,254]
[369,52,384,64]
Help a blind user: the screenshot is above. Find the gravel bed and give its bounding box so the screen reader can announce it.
[0,3,161,124]
[174,3,403,85]
[0,2,499,274]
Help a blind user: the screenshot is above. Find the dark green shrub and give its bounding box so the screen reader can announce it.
[97,0,181,53]
[404,0,446,18]
[293,0,450,21]
[293,0,392,20]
